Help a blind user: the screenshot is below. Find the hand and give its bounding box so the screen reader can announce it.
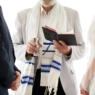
[53,40,71,55]
[10,71,21,91]
[26,39,42,54]
[26,40,38,54]
[80,89,89,95]
[80,85,89,95]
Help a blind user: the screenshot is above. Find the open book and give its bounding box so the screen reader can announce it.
[42,26,77,45]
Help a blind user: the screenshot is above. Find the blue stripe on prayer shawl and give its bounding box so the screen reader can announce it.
[42,41,61,71]
[51,60,61,71]
[41,64,51,73]
[41,64,51,67]
[42,45,51,55]
[21,81,33,85]
[22,76,34,79]
[25,61,35,65]
[42,42,55,55]
[43,42,53,45]
[21,76,34,85]
[41,69,50,73]
[42,50,55,52]
[51,65,61,71]
[52,60,61,65]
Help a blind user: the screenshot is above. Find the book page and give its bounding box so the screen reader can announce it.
[60,29,74,35]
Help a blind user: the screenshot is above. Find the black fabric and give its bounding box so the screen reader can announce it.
[0,6,20,95]
[0,85,8,95]
[32,69,66,95]
[32,69,46,95]
[57,78,66,95]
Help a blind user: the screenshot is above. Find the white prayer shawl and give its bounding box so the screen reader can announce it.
[16,3,68,95]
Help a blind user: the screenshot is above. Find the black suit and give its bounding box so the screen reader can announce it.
[0,6,20,95]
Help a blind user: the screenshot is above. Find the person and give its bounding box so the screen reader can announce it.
[80,17,95,95]
[12,0,85,95]
[0,6,21,95]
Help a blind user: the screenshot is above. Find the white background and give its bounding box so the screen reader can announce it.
[0,0,95,95]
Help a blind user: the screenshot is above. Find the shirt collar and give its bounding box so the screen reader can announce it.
[41,4,57,15]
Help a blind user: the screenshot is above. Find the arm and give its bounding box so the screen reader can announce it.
[53,11,85,61]
[0,6,20,88]
[12,10,27,61]
[66,11,85,61]
[80,17,95,94]
[80,58,95,95]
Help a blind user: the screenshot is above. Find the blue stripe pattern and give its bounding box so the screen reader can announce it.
[43,42,53,45]
[51,65,61,71]
[41,60,61,73]
[52,60,61,66]
[25,61,35,65]
[41,64,51,73]
[42,42,55,55]
[42,50,55,52]
[51,60,61,71]
[21,76,34,85]
[41,69,50,72]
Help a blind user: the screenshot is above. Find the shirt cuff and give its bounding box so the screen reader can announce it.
[64,48,72,60]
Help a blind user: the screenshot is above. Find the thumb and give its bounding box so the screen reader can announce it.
[15,71,20,77]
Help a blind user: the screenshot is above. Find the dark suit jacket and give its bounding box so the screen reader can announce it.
[0,6,20,95]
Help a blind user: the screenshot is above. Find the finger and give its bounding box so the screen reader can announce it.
[59,40,66,46]
[27,42,36,50]
[15,71,20,76]
[10,81,20,89]
[27,47,34,54]
[15,72,21,80]
[14,78,21,84]
[11,86,18,91]
[10,84,18,90]
[27,44,37,53]
[53,40,60,48]
[59,41,70,51]
[29,41,36,47]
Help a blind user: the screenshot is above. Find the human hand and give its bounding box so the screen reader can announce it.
[26,39,38,54]
[80,85,89,95]
[80,89,89,95]
[10,71,21,91]
[26,38,42,54]
[53,40,71,55]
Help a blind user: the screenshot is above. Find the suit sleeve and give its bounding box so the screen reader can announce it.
[0,44,16,88]
[0,7,20,88]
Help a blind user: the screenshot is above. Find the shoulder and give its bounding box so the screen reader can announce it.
[16,8,32,23]
[88,16,95,43]
[18,8,32,16]
[62,6,80,24]
[64,7,79,18]
[18,8,32,15]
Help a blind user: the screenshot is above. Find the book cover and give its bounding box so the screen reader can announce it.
[42,26,77,45]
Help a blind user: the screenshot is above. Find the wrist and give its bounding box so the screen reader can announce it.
[25,52,33,60]
[67,48,72,56]
[65,48,72,59]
